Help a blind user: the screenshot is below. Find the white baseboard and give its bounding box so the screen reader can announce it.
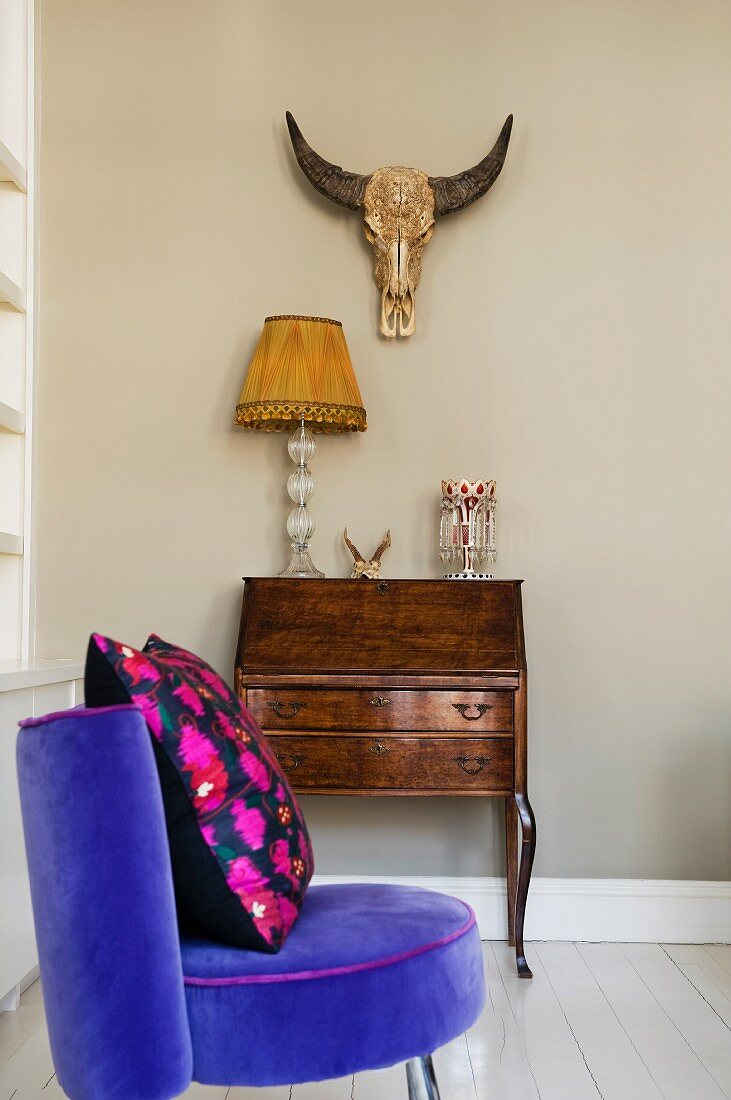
[20,964,39,994]
[312,874,731,944]
[0,965,39,1013]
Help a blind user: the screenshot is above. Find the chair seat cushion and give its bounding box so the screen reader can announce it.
[182,883,486,1086]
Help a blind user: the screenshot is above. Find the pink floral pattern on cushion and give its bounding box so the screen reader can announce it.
[89,632,313,952]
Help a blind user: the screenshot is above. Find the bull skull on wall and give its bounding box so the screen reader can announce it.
[286,110,513,338]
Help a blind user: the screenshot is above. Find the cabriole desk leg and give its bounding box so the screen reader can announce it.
[505,795,518,946]
[513,675,535,978]
[513,792,536,978]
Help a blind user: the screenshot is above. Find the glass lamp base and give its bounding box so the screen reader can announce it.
[443,571,494,581]
[279,546,325,579]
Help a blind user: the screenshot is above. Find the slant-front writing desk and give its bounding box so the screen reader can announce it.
[236,578,536,977]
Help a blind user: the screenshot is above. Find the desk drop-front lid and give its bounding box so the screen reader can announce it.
[237,578,525,679]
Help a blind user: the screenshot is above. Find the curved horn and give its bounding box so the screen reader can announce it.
[343,528,363,562]
[428,115,513,217]
[371,530,392,563]
[286,111,370,211]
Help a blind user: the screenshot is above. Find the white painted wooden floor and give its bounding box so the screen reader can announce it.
[1,942,730,1099]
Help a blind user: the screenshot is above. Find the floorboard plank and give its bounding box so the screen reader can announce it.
[0,1020,58,1099]
[465,943,540,1099]
[352,1063,405,1099]
[182,1085,229,1099]
[621,943,731,1097]
[34,1072,65,1098]
[0,982,44,1073]
[662,945,731,1029]
[705,945,731,976]
[223,1086,289,1099]
[291,1076,353,1098]
[492,939,602,1099]
[431,1033,477,1100]
[579,942,725,1100]
[536,942,663,1100]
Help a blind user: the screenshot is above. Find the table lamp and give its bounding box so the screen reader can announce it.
[235,315,366,578]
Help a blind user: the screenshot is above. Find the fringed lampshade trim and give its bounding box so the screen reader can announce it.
[235,400,366,433]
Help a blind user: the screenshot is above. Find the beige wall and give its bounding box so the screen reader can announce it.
[36,0,731,879]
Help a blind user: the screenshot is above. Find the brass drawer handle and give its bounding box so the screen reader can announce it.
[275,751,305,772]
[452,702,492,721]
[453,754,491,775]
[370,741,390,755]
[370,695,391,708]
[267,700,304,719]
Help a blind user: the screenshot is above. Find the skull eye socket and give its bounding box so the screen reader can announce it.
[364,213,382,244]
[419,211,435,240]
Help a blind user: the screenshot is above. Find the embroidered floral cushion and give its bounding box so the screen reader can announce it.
[85,632,314,953]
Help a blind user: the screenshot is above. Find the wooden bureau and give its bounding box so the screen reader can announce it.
[235,577,536,977]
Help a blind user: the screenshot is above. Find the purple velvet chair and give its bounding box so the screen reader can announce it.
[17,705,486,1100]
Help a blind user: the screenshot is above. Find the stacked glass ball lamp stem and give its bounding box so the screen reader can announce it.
[280,418,323,578]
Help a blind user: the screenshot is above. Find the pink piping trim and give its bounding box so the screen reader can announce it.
[19,704,138,728]
[183,902,475,987]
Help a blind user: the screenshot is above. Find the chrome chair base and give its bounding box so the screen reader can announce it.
[406,1055,441,1100]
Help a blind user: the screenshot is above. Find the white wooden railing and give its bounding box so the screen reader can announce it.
[0,663,83,1008]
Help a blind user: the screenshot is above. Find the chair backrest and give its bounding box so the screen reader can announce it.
[17,705,193,1100]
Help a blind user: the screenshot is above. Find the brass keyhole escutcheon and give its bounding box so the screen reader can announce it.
[267,700,304,719]
[453,755,491,775]
[370,695,391,708]
[452,702,492,721]
[275,752,304,772]
[377,580,389,595]
[370,741,389,756]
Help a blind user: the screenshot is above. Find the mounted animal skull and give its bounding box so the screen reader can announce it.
[286,111,512,337]
[343,529,391,579]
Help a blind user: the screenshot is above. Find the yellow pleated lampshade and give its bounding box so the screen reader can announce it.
[235,315,367,433]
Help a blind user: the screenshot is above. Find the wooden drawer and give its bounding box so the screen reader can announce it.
[266,735,514,794]
[247,688,513,733]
